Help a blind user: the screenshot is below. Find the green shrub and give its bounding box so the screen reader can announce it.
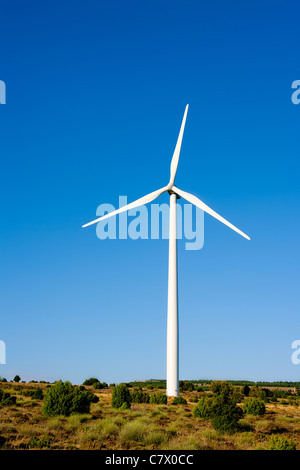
[243,398,266,416]
[193,396,214,418]
[0,389,17,406]
[268,435,296,450]
[82,378,99,386]
[112,383,131,409]
[31,388,44,400]
[210,380,235,398]
[149,392,167,404]
[131,388,150,404]
[269,396,277,403]
[172,396,187,405]
[42,380,98,417]
[210,397,243,433]
[241,385,250,397]
[194,383,243,433]
[179,381,194,392]
[249,385,267,402]
[93,381,103,390]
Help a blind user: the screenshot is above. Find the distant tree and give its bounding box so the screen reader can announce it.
[13,375,21,383]
[82,378,99,386]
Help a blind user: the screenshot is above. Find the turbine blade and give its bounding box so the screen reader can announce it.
[169,105,189,185]
[82,186,168,228]
[173,186,250,240]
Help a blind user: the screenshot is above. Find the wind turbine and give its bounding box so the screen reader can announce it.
[82,105,250,397]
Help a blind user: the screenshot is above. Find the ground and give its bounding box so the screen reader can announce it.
[0,382,299,450]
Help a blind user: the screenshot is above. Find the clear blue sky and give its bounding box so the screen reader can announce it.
[1,0,299,384]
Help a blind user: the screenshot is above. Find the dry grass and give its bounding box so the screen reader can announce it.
[0,382,299,450]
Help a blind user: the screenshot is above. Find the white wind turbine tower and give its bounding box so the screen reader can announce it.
[82,105,250,397]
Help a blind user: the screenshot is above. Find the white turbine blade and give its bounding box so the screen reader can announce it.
[82,186,168,228]
[169,105,189,185]
[173,186,250,240]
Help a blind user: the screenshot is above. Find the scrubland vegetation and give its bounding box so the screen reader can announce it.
[0,377,299,450]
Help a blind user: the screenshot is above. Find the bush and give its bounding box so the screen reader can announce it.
[249,385,267,402]
[194,382,243,433]
[93,381,103,390]
[193,396,214,418]
[241,385,250,397]
[131,388,150,404]
[0,389,17,406]
[31,388,44,400]
[149,392,167,404]
[210,397,243,433]
[243,398,266,416]
[42,380,98,416]
[82,378,99,386]
[268,435,296,450]
[112,383,131,409]
[179,381,194,392]
[172,396,187,405]
[210,380,235,398]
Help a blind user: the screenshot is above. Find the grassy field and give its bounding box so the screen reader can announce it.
[0,381,299,450]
